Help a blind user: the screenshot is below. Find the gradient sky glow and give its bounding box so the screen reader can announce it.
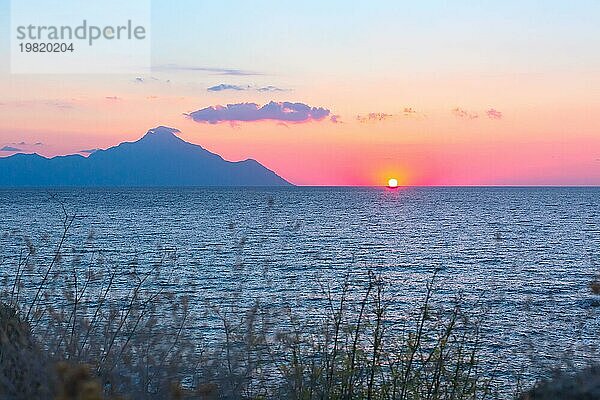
[1,0,599,185]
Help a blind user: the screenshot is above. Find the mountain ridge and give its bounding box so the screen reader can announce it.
[0,127,291,187]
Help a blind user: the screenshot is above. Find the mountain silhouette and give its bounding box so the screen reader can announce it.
[0,126,291,187]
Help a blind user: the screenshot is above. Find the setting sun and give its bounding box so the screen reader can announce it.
[387,178,398,188]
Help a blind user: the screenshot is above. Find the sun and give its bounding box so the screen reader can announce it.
[387,178,399,188]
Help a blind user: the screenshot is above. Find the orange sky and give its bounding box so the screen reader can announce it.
[0,69,598,186]
[1,1,599,185]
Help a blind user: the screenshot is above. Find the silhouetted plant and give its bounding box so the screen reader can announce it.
[2,203,562,399]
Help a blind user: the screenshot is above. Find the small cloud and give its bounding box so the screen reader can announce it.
[207,84,289,92]
[257,85,288,92]
[330,115,342,124]
[48,100,73,109]
[6,141,44,147]
[486,108,503,119]
[79,148,100,154]
[155,64,262,76]
[187,101,331,124]
[0,99,74,109]
[150,76,172,83]
[133,76,172,85]
[452,107,479,120]
[105,96,121,100]
[207,84,249,92]
[402,107,428,119]
[0,146,22,152]
[357,112,394,123]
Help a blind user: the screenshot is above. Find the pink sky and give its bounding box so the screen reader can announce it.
[0,69,598,186]
[1,0,600,186]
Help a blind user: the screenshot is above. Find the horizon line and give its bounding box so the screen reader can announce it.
[0,185,598,189]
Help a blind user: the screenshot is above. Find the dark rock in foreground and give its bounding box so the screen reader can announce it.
[520,366,600,400]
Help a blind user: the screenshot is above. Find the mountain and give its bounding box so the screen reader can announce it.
[0,126,291,187]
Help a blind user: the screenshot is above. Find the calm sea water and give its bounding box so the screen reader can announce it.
[1,187,599,383]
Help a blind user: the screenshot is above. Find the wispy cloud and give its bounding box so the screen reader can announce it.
[486,108,503,119]
[257,85,287,92]
[155,64,262,76]
[133,76,171,84]
[207,84,250,92]
[0,99,74,109]
[357,113,394,123]
[207,84,289,92]
[0,140,44,154]
[452,107,479,120]
[0,146,22,152]
[403,107,417,116]
[105,96,121,101]
[452,107,502,120]
[330,115,343,124]
[187,101,331,124]
[355,108,424,123]
[9,141,43,146]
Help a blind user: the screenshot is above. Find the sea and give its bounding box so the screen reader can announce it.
[1,187,599,388]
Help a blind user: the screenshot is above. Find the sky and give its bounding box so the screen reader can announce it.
[0,0,599,186]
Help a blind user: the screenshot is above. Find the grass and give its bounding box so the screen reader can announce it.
[0,204,598,399]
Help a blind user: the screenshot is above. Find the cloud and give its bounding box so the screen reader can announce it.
[330,115,342,124]
[452,107,502,120]
[187,101,331,124]
[257,85,287,92]
[48,100,73,109]
[155,64,261,76]
[134,76,168,84]
[452,107,479,120]
[0,141,44,153]
[355,108,425,123]
[0,99,74,109]
[207,84,289,92]
[8,141,43,147]
[402,107,427,119]
[0,146,22,152]
[357,113,394,123]
[207,84,249,92]
[79,148,100,154]
[486,108,503,119]
[105,96,121,100]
